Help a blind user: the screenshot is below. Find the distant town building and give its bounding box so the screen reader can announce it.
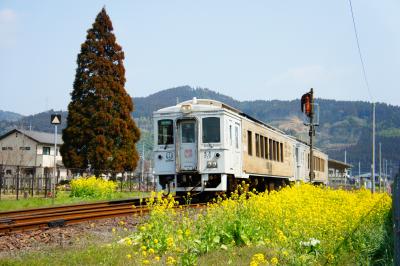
[0,129,67,182]
[328,159,352,188]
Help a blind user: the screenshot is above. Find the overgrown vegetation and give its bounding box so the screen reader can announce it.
[122,184,392,265]
[69,176,117,199]
[0,191,145,211]
[0,185,392,265]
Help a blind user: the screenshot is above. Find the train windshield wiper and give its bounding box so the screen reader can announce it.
[164,140,168,150]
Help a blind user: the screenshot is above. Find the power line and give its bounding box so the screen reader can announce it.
[348,0,374,101]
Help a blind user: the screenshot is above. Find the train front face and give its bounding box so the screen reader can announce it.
[153,102,232,194]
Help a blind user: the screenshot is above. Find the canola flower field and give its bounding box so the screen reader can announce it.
[120,184,392,265]
[69,176,117,198]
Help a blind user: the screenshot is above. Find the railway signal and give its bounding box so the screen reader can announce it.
[301,89,318,183]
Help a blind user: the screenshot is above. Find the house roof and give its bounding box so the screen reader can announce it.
[0,129,63,145]
[328,158,352,169]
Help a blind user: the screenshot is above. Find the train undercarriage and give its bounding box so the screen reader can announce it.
[158,172,290,202]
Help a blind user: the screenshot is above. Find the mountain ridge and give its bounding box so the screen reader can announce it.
[1,86,399,176]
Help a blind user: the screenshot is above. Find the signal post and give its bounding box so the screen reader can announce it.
[301,89,317,183]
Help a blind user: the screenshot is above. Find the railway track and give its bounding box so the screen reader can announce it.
[0,198,149,233]
[0,197,205,234]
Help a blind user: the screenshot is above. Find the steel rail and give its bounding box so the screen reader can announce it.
[0,204,148,233]
[0,197,205,233]
[0,198,143,218]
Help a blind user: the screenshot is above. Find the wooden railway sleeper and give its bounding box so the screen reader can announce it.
[47,219,66,228]
[0,218,14,224]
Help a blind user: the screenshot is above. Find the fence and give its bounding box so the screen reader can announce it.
[0,167,156,200]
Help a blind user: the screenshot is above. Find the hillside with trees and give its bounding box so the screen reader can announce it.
[1,86,399,176]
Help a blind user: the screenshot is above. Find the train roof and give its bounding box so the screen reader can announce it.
[155,98,286,135]
[154,98,326,154]
[154,98,240,114]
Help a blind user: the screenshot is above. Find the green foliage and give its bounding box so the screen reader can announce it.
[125,185,392,265]
[379,128,400,137]
[0,191,139,211]
[60,8,140,176]
[70,176,117,199]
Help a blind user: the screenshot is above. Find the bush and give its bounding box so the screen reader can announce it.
[70,176,117,199]
[122,184,392,265]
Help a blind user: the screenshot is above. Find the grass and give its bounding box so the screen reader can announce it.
[0,244,275,266]
[0,191,150,211]
[0,185,393,265]
[0,242,143,266]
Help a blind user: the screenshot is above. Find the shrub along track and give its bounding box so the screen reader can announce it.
[0,197,206,234]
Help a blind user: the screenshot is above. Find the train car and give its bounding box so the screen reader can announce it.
[153,98,328,195]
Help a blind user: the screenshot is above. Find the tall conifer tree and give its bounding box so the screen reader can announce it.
[61,8,140,176]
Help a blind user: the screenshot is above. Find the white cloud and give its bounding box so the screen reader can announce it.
[0,8,17,48]
[0,8,17,24]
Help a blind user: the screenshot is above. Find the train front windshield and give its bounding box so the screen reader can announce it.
[202,117,220,143]
[158,119,174,145]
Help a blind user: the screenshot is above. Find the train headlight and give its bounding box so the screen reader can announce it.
[181,104,192,113]
[207,161,217,168]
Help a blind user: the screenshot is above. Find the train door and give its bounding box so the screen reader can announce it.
[233,122,242,176]
[295,146,300,182]
[177,120,197,171]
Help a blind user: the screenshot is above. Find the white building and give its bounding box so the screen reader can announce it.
[0,129,67,182]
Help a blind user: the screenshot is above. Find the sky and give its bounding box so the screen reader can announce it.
[0,0,399,115]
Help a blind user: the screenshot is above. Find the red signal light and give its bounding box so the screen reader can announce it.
[301,92,312,117]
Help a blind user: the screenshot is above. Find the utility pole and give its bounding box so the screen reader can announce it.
[141,142,145,187]
[372,103,376,193]
[344,150,347,187]
[385,159,388,186]
[358,161,361,188]
[379,143,382,192]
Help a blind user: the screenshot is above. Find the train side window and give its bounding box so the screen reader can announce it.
[269,139,272,160]
[229,125,232,146]
[276,141,280,162]
[260,136,264,158]
[158,119,174,145]
[247,131,252,156]
[202,117,220,143]
[264,137,268,159]
[255,134,260,157]
[235,126,239,149]
[280,143,284,162]
[271,140,275,161]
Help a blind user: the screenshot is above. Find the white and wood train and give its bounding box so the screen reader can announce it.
[153,98,328,196]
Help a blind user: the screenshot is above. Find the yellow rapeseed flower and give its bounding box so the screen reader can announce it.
[166,237,174,248]
[166,256,176,265]
[327,253,335,263]
[270,257,279,265]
